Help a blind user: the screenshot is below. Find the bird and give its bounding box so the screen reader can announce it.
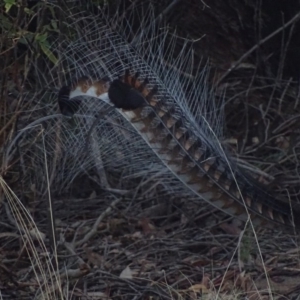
[58,70,300,231]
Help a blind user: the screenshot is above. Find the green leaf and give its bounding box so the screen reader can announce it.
[4,0,16,13]
[34,32,57,64]
[35,33,48,43]
[24,7,34,15]
[0,14,13,31]
[51,20,58,30]
[18,32,35,45]
[40,43,58,65]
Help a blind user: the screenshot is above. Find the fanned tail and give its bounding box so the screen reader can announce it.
[59,70,300,229]
[5,1,299,231]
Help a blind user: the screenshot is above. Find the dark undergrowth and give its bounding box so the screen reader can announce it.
[1,1,300,299]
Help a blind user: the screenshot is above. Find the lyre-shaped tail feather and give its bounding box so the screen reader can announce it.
[54,1,299,231]
[58,73,300,230]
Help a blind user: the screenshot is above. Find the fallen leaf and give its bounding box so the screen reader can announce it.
[120,266,133,279]
[28,228,46,241]
[188,283,209,294]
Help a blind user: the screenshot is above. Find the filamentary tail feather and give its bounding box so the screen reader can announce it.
[6,1,300,230]
[60,71,299,229]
